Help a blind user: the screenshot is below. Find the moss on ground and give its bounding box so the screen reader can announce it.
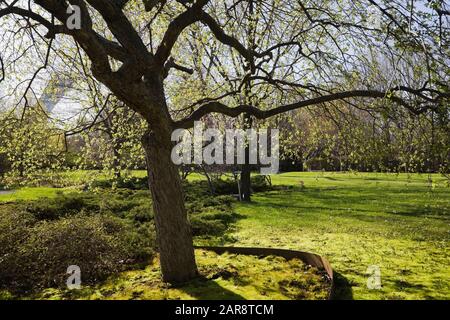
[19,250,330,300]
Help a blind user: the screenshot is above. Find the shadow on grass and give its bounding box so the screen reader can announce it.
[177,276,245,300]
[332,272,354,300]
[254,186,449,221]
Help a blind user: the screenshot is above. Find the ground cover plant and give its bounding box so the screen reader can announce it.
[22,250,331,300]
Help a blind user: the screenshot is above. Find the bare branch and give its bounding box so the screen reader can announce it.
[163,57,193,78]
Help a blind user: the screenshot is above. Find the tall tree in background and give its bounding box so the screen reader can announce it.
[0,0,448,282]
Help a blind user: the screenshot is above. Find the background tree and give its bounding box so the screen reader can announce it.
[0,106,65,185]
[71,95,147,180]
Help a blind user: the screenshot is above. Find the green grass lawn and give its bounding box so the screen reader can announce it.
[1,171,448,300]
[227,172,449,300]
[0,187,63,202]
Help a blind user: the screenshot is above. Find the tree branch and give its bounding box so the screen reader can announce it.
[174,89,448,129]
[153,0,209,67]
[198,10,263,72]
[0,5,60,32]
[163,57,193,78]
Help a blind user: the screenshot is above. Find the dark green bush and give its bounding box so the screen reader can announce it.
[89,179,113,189]
[125,204,153,223]
[188,176,272,196]
[0,208,37,258]
[24,191,151,220]
[250,175,272,192]
[190,216,228,236]
[24,193,100,220]
[116,177,148,190]
[194,210,238,224]
[90,176,148,190]
[188,194,237,237]
[0,209,154,293]
[213,179,239,195]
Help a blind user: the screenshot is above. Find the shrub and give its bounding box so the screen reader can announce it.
[125,204,153,223]
[0,208,154,293]
[190,216,228,236]
[90,176,148,190]
[0,208,37,258]
[116,177,148,190]
[188,194,238,237]
[250,175,272,192]
[192,176,273,196]
[213,178,239,195]
[24,193,100,220]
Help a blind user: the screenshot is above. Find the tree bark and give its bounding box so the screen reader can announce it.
[142,125,198,283]
[240,162,252,202]
[240,113,253,202]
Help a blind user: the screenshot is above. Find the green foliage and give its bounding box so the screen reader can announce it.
[190,217,228,236]
[187,176,272,196]
[0,208,153,293]
[24,193,100,220]
[272,104,449,174]
[184,181,240,237]
[0,152,9,176]
[0,107,65,186]
[75,102,147,176]
[90,176,149,190]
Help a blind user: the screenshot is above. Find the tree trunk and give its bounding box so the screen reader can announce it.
[240,113,253,202]
[240,163,252,202]
[112,146,121,179]
[142,128,198,283]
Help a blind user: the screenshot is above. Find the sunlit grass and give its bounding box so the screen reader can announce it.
[228,172,450,300]
[0,187,64,202]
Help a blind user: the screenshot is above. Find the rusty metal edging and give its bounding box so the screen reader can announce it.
[194,246,335,300]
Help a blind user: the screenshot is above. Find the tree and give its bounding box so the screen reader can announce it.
[0,0,448,283]
[70,95,147,179]
[0,106,65,185]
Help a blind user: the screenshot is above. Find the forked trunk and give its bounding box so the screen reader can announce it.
[142,127,198,283]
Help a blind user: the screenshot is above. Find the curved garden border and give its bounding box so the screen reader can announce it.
[195,246,335,299]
